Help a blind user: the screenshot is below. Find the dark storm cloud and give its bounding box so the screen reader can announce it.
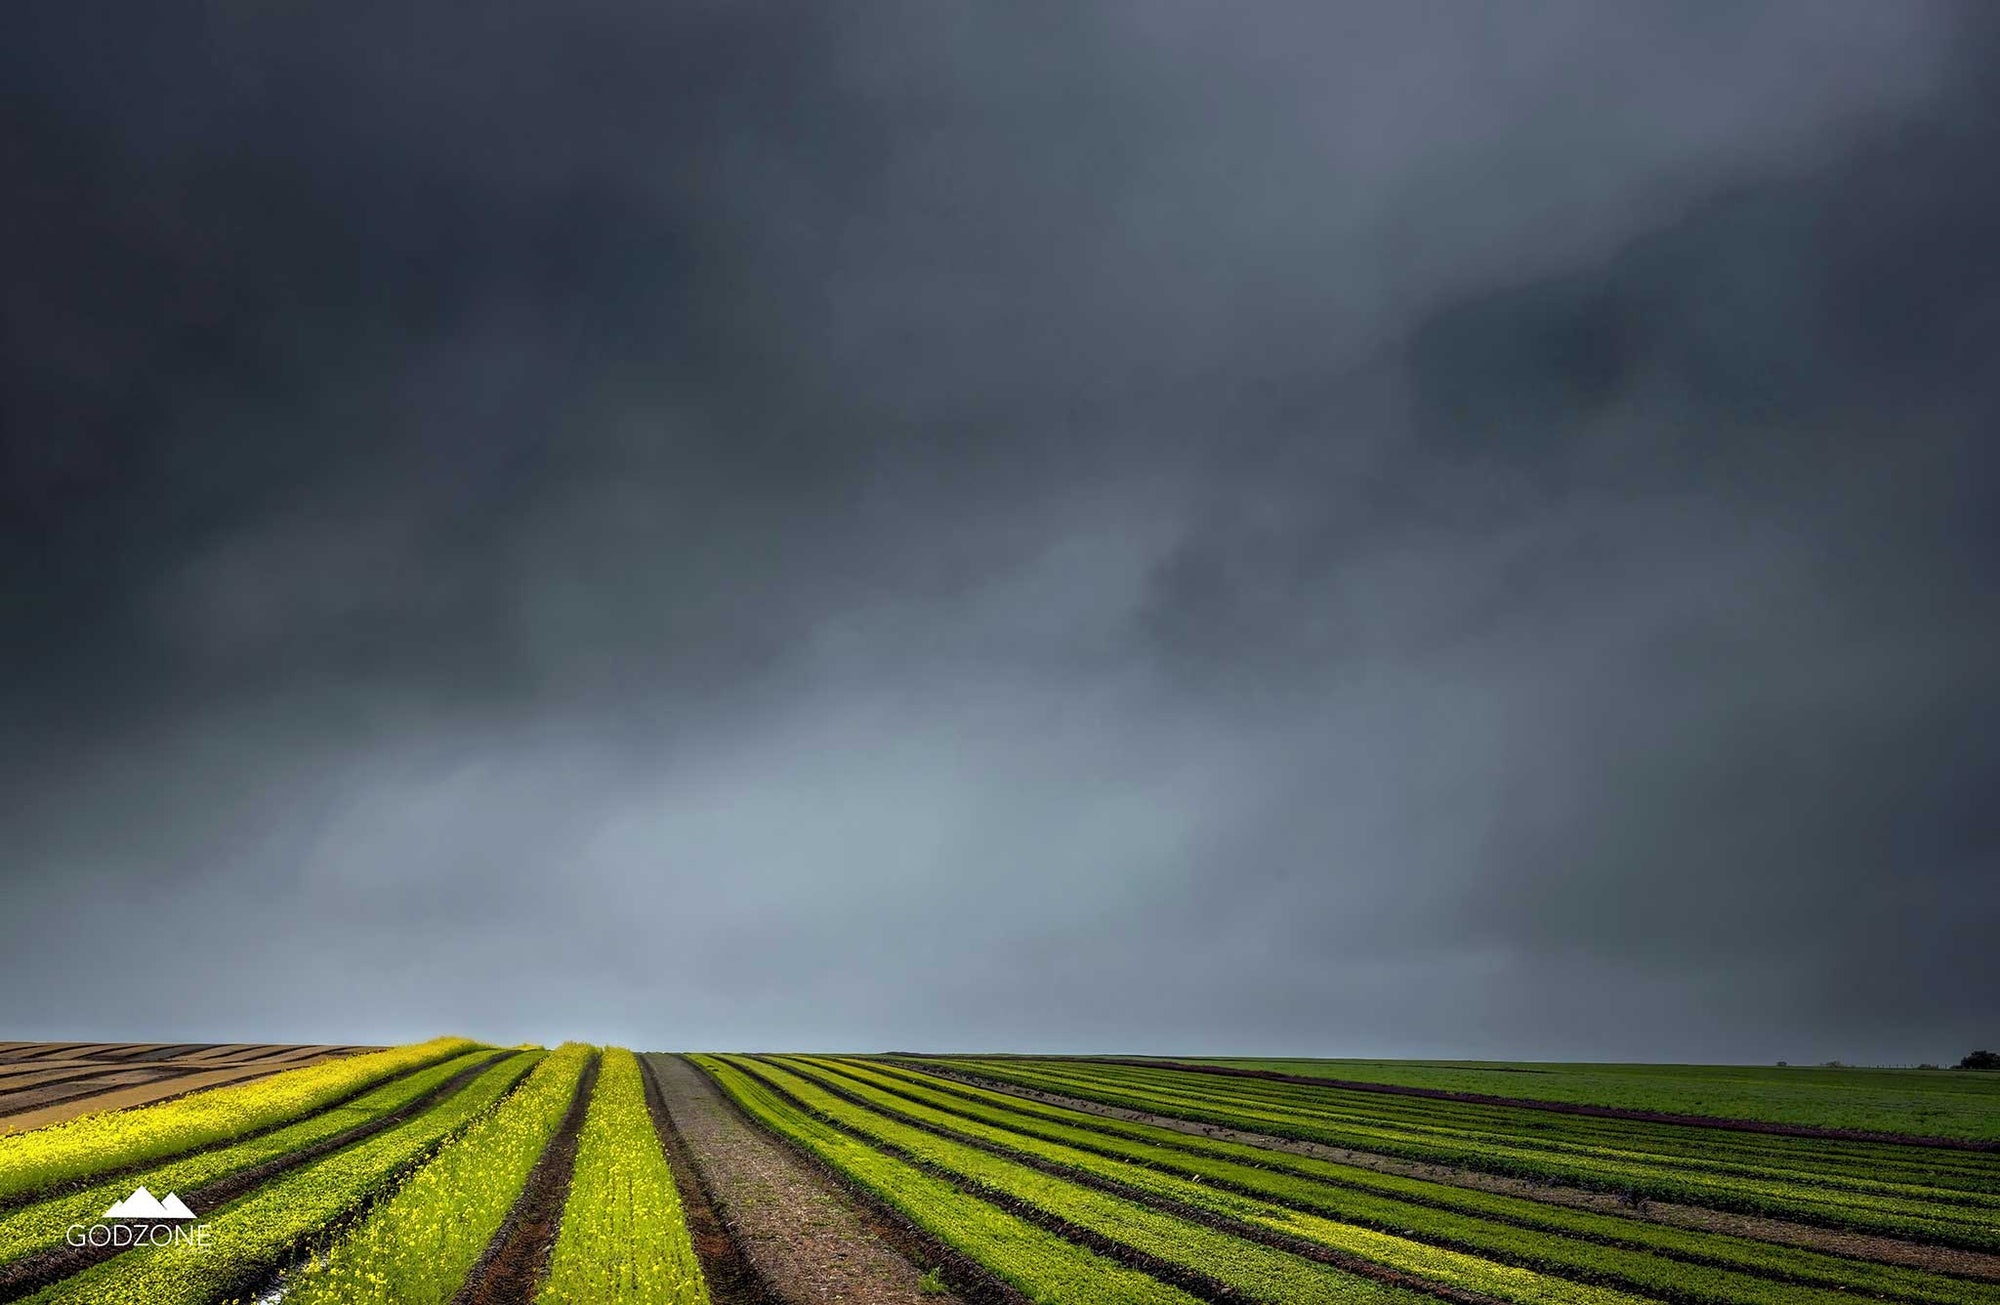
[3,2,1991,1061]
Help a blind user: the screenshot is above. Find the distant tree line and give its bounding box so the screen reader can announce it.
[1961,1050,1998,1070]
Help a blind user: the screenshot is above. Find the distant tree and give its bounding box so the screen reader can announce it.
[1959,1050,1999,1070]
[1774,1060,1788,1067]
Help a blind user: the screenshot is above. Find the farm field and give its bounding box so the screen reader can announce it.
[0,1041,1993,1304]
[1115,1058,2000,1144]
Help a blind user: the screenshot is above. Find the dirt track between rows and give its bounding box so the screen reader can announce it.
[646,1053,966,1305]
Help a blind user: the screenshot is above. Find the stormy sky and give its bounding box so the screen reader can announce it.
[4,2,1995,1062]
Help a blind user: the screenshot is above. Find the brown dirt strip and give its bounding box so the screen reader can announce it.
[763,1058,1510,1305]
[1078,1058,2000,1153]
[0,1051,510,1303]
[683,1055,1047,1305]
[449,1052,600,1305]
[0,1070,186,1117]
[0,1064,317,1135]
[909,1062,2000,1283]
[646,1051,960,1305]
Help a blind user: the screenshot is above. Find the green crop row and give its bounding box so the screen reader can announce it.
[803,1057,1991,1305]
[849,1058,1992,1305]
[728,1055,1500,1305]
[536,1049,707,1305]
[1154,1059,2000,1146]
[931,1059,2000,1250]
[22,1049,543,1305]
[0,1037,482,1204]
[0,1048,499,1270]
[953,1061,2000,1208]
[764,1057,1649,1305]
[1049,1064,2000,1196]
[692,1055,1207,1305]
[974,1061,2000,1231]
[284,1042,596,1305]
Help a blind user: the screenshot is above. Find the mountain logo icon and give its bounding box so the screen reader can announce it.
[103,1187,196,1220]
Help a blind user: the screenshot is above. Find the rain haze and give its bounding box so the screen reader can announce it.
[4,2,1995,1063]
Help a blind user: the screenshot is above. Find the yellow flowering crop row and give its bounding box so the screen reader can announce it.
[283,1042,595,1305]
[537,1048,708,1304]
[0,1037,480,1203]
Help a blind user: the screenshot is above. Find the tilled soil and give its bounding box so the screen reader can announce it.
[645,1054,967,1305]
[912,1063,2000,1282]
[451,1052,600,1305]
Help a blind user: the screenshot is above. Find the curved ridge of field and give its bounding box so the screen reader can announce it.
[692,1055,1204,1305]
[848,1058,2000,1299]
[0,1046,391,1135]
[934,1062,2000,1205]
[804,1057,1992,1305]
[731,1056,1512,1305]
[646,1052,960,1305]
[0,1038,480,1203]
[0,1048,499,1279]
[926,1060,2000,1251]
[1154,1060,2000,1145]
[15,1049,543,1305]
[281,1043,594,1305]
[535,1049,707,1304]
[766,1057,1656,1305]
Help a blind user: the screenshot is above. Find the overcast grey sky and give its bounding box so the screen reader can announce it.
[4,2,1995,1062]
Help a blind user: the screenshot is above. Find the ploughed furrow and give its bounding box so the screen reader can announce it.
[726,1055,1475,1305]
[645,1050,948,1305]
[534,1051,709,1304]
[760,1057,1641,1305]
[798,1057,1992,1305]
[14,1050,544,1305]
[0,1037,481,1206]
[450,1050,600,1305]
[280,1044,593,1305]
[0,1049,504,1294]
[1082,1060,2000,1153]
[903,1060,2000,1283]
[695,1055,1192,1305]
[917,1060,2000,1251]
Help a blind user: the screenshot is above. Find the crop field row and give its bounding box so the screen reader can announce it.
[1,1040,1990,1303]
[906,1058,2000,1252]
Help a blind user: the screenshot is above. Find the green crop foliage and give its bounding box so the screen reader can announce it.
[802,1057,1992,1305]
[731,1056,1451,1305]
[283,1042,595,1305]
[1168,1059,2000,1143]
[22,1050,543,1305]
[0,1048,499,1270]
[768,1057,1647,1305]
[536,1049,707,1305]
[692,1055,1204,1305]
[932,1059,2000,1251]
[849,1058,1992,1305]
[0,1037,481,1204]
